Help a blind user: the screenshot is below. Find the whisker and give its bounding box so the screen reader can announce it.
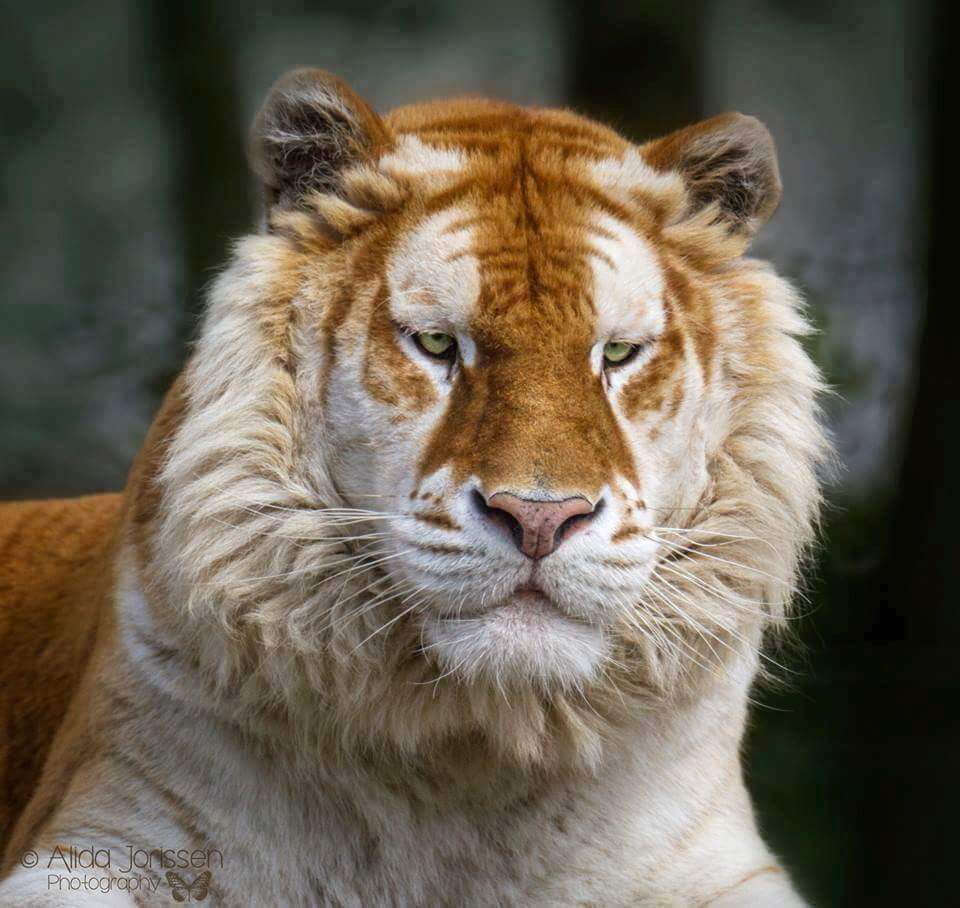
[654,526,782,558]
[653,536,790,587]
[322,577,412,634]
[232,547,381,584]
[654,558,773,613]
[653,571,796,677]
[643,582,729,669]
[652,534,812,612]
[324,580,417,639]
[632,594,723,681]
[200,482,405,520]
[306,548,414,592]
[351,593,427,653]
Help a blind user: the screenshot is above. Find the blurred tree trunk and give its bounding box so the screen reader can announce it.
[146,0,251,387]
[860,1,955,901]
[565,0,705,141]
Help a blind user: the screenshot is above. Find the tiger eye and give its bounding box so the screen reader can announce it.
[602,341,636,365]
[416,332,455,358]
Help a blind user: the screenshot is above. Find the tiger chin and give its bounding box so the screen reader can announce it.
[0,69,827,906]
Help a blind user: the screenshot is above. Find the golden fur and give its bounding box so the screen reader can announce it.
[0,70,826,905]
[0,496,120,848]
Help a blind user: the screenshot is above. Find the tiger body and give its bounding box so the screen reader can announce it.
[0,72,824,905]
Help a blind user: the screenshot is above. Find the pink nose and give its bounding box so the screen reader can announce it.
[482,492,597,559]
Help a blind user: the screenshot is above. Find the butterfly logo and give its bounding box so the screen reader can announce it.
[165,870,212,902]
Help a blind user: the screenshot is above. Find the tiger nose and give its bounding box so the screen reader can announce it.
[480,492,599,559]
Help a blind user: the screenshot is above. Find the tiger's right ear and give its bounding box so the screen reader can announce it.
[249,69,391,211]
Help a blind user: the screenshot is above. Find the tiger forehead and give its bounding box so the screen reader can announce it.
[383,115,664,341]
[385,205,635,347]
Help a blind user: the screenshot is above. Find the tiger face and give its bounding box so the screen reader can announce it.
[152,70,822,760]
[317,127,725,692]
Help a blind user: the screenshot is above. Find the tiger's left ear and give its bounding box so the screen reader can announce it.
[641,112,782,237]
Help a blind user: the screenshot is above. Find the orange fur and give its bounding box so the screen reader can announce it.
[0,495,121,851]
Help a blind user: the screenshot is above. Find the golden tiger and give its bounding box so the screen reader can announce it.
[0,69,827,905]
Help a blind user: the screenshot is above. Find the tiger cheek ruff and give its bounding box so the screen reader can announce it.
[0,68,826,906]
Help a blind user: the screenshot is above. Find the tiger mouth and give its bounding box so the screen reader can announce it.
[451,584,588,629]
[495,588,555,617]
[418,580,608,689]
[431,586,556,619]
[511,584,550,602]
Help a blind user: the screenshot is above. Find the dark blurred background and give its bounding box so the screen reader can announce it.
[0,1,950,904]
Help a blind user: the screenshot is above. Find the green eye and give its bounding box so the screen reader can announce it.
[603,341,638,366]
[415,331,456,359]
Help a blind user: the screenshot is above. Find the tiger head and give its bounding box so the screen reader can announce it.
[139,70,826,766]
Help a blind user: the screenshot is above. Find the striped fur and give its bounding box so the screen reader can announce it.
[0,71,825,905]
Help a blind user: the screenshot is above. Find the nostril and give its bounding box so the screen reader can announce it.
[555,497,603,547]
[469,488,489,516]
[472,489,525,551]
[556,514,590,544]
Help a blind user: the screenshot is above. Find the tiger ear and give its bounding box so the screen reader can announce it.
[641,112,782,237]
[249,68,391,210]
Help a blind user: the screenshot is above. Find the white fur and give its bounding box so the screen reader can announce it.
[590,146,685,204]
[591,212,667,342]
[380,134,467,178]
[386,205,482,367]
